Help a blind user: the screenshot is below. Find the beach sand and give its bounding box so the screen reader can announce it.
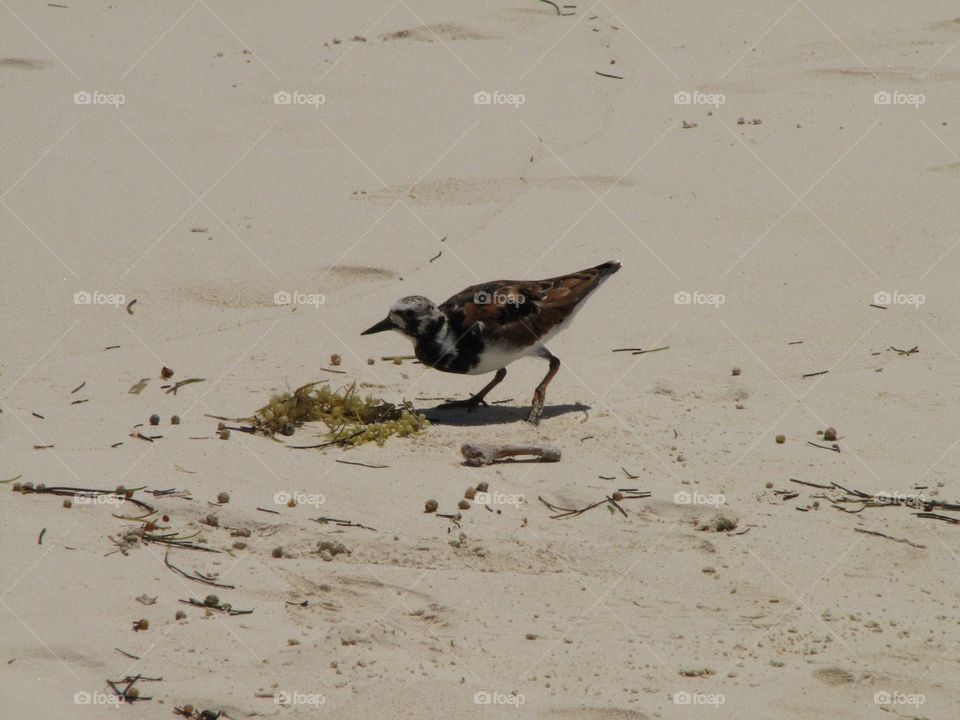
[2,2,960,718]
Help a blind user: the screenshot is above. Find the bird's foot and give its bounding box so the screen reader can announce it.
[436,396,489,412]
[526,400,544,425]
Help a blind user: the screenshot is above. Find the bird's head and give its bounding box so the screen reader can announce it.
[361,296,444,339]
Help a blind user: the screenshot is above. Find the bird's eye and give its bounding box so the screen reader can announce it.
[403,309,415,319]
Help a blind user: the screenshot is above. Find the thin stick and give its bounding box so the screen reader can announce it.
[596,71,624,79]
[854,528,925,549]
[789,478,833,489]
[428,250,442,263]
[801,370,829,378]
[37,528,46,545]
[335,459,389,469]
[808,441,840,452]
[115,648,140,660]
[915,512,960,524]
[319,367,346,374]
[256,507,280,514]
[125,298,137,315]
[164,549,235,588]
[70,381,86,394]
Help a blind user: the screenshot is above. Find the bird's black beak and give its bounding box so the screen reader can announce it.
[361,316,395,335]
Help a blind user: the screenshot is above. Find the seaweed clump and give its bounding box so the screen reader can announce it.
[253,381,428,446]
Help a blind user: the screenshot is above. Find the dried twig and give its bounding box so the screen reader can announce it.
[164,549,234,588]
[538,492,650,519]
[335,459,389,469]
[461,442,561,466]
[789,478,833,490]
[854,528,925,549]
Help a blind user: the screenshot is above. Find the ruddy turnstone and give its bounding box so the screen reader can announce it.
[361,260,621,423]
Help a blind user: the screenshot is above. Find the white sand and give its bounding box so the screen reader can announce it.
[3,2,960,718]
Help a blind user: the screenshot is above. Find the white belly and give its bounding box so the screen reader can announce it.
[467,343,540,374]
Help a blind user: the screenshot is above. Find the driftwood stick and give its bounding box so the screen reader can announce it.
[461,443,561,466]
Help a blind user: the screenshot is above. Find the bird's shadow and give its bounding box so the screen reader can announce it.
[420,401,591,426]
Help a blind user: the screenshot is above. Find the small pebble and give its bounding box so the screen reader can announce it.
[175,610,186,620]
[218,429,230,440]
[134,618,149,631]
[476,481,489,492]
[161,366,174,379]
[525,633,538,640]
[203,594,219,607]
[63,498,72,508]
[232,541,247,550]
[458,499,470,510]
[775,434,786,444]
[330,354,342,366]
[126,688,140,700]
[612,491,624,501]
[732,367,741,376]
[217,491,230,504]
[204,514,219,527]
[424,499,438,513]
[392,358,402,365]
[272,547,284,558]
[464,487,476,500]
[823,427,838,442]
[149,414,160,426]
[367,358,375,365]
[765,481,773,489]
[287,498,297,508]
[171,415,180,425]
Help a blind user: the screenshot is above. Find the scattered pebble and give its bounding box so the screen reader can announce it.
[424,499,438,513]
[149,414,160,426]
[217,491,230,504]
[218,429,230,440]
[775,434,786,444]
[203,594,219,607]
[464,487,476,500]
[63,498,72,508]
[367,358,375,365]
[133,618,149,631]
[175,610,187,620]
[732,367,741,376]
[823,427,838,442]
[272,547,284,558]
[330,354,342,366]
[161,366,174,379]
[171,415,180,425]
[476,481,489,493]
[204,514,219,527]
[458,499,471,510]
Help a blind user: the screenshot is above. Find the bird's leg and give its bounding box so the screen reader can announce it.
[527,350,560,424]
[437,368,507,411]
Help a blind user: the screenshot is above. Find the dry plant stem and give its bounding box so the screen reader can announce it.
[164,549,235,588]
[461,443,561,466]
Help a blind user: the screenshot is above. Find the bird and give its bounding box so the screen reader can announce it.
[361,260,621,423]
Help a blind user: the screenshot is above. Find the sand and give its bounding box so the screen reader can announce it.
[3,2,960,718]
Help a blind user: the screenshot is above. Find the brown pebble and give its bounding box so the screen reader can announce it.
[161,366,174,379]
[765,481,773,489]
[218,429,230,440]
[330,354,342,366]
[149,414,160,426]
[732,367,741,376]
[392,358,402,365]
[272,547,284,558]
[204,514,219,527]
[612,492,624,501]
[476,481,489,493]
[367,358,375,365]
[525,633,538,640]
[63,498,72,508]
[775,434,786,444]
[287,498,297,508]
[464,487,476,500]
[171,415,180,425]
[823,427,838,442]
[458,499,470,510]
[232,541,247,550]
[134,619,149,631]
[424,499,438,513]
[203,594,219,607]
[126,687,140,700]
[175,610,186,620]
[217,491,230,504]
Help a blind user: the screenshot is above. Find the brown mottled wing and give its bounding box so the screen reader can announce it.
[438,264,614,348]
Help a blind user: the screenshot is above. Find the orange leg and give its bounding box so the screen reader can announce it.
[527,351,560,424]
